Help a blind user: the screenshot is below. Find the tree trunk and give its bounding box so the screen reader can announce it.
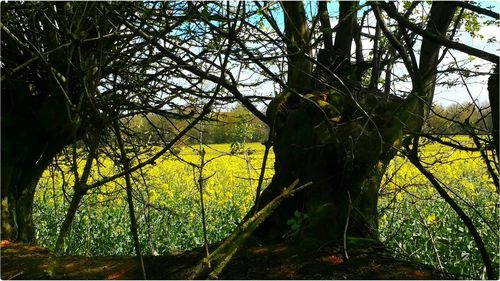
[253,86,403,247]
[1,2,114,243]
[1,87,79,243]
[249,1,456,249]
[250,0,397,247]
[1,174,37,243]
[1,135,67,243]
[282,1,313,93]
[332,1,358,77]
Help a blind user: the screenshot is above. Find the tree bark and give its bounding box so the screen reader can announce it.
[333,1,358,59]
[252,85,402,247]
[248,1,457,249]
[282,1,313,93]
[314,1,360,87]
[331,1,359,78]
[318,1,333,51]
[418,2,457,107]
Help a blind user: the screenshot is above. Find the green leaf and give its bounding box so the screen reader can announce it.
[201,6,210,20]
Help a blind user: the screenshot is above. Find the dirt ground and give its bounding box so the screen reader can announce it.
[1,239,456,280]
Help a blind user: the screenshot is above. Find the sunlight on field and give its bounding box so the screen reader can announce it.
[34,139,498,277]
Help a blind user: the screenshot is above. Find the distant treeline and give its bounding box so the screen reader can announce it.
[425,102,493,134]
[125,102,492,146]
[126,105,268,146]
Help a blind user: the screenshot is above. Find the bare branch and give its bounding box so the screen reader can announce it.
[376,1,499,64]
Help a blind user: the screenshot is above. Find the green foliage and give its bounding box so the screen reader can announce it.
[123,106,267,146]
[425,102,492,134]
[284,210,309,240]
[204,106,267,144]
[462,11,483,39]
[402,1,413,11]
[347,237,383,248]
[229,107,258,155]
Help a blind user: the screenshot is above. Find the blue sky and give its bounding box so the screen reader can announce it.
[257,1,499,106]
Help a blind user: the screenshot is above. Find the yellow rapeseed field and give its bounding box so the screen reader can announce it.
[34,139,498,277]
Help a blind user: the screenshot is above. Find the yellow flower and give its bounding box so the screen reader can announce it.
[481,174,489,183]
[381,213,388,222]
[166,190,174,199]
[396,193,404,202]
[150,189,159,203]
[461,180,476,192]
[427,213,437,225]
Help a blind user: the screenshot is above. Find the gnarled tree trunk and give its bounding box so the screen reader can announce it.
[254,85,402,246]
[249,1,456,248]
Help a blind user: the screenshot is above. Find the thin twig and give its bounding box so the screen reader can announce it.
[197,123,211,269]
[343,191,352,260]
[8,271,24,280]
[413,203,444,270]
[114,120,147,280]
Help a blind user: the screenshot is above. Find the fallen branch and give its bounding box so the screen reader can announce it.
[189,179,313,279]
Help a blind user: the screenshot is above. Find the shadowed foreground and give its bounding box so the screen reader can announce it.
[1,240,457,280]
